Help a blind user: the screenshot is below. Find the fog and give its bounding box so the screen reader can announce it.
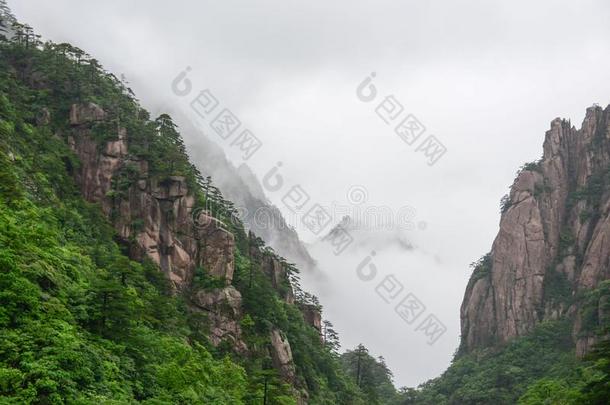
[12,0,610,387]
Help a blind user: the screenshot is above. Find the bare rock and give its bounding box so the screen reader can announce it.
[261,254,297,303]
[461,104,610,354]
[191,286,246,351]
[153,176,188,200]
[70,130,122,213]
[68,117,236,291]
[300,304,322,333]
[263,255,285,289]
[70,102,106,126]
[63,100,260,358]
[270,329,296,383]
[104,127,127,157]
[284,286,295,305]
[193,286,243,318]
[195,211,235,284]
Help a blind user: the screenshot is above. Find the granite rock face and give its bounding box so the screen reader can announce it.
[66,103,320,396]
[70,102,106,125]
[67,103,241,346]
[270,328,297,383]
[192,286,247,352]
[249,233,296,304]
[300,304,322,334]
[461,105,610,355]
[68,105,234,290]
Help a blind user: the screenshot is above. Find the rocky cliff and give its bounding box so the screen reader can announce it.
[0,19,393,401]
[461,105,610,355]
[69,103,235,289]
[67,103,248,347]
[65,102,319,385]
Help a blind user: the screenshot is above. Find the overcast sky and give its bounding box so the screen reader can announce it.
[13,0,610,388]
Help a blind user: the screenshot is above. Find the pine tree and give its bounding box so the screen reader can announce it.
[322,320,340,354]
[0,0,16,40]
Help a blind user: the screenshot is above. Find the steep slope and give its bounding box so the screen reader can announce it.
[461,106,610,356]
[0,17,374,404]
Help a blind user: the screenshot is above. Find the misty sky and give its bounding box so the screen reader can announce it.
[12,0,610,388]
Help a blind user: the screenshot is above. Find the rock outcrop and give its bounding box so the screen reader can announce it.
[68,104,234,290]
[65,103,322,399]
[70,102,106,125]
[461,105,610,355]
[263,254,285,289]
[262,254,296,302]
[270,328,297,383]
[192,286,247,352]
[249,232,296,303]
[300,304,322,334]
[67,102,241,346]
[269,329,310,404]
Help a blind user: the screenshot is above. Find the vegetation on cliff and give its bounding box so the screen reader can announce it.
[408,302,610,404]
[0,17,408,404]
[407,204,610,403]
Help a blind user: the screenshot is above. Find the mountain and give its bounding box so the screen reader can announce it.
[461,106,610,356]
[409,107,610,404]
[0,11,408,404]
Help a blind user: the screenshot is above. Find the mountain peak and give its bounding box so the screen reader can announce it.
[461,104,610,355]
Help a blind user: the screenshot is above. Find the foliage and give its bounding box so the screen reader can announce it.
[567,165,610,213]
[340,345,404,405]
[578,280,610,336]
[408,315,610,405]
[542,266,573,307]
[469,252,492,283]
[516,292,610,405]
[518,379,583,404]
[533,180,552,198]
[499,193,512,214]
[0,107,247,402]
[408,320,581,404]
[521,159,542,173]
